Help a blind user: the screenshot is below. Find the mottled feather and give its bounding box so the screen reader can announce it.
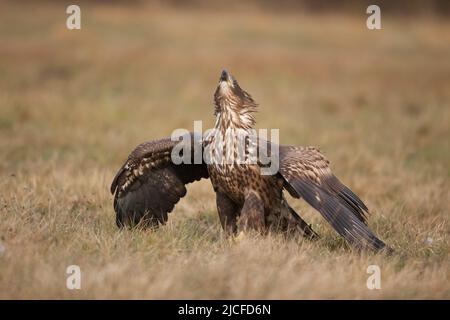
[111,133,208,228]
[109,70,390,253]
[277,145,388,252]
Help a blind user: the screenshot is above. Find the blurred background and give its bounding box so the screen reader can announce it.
[1,0,449,169]
[0,0,449,298]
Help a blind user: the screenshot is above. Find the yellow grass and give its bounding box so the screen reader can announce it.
[0,2,449,299]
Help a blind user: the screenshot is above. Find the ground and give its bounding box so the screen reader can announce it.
[0,2,449,299]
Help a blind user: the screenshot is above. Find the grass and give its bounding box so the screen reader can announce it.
[0,2,449,299]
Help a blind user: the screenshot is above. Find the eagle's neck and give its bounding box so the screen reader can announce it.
[213,82,257,134]
[214,110,252,132]
[214,101,256,133]
[208,81,258,166]
[209,109,257,167]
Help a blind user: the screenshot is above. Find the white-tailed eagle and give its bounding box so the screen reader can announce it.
[111,70,391,253]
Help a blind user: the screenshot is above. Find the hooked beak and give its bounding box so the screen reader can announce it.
[220,69,230,81]
[219,69,233,87]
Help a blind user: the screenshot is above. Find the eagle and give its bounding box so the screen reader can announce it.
[110,70,391,253]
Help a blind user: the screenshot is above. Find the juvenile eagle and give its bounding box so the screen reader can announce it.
[111,70,390,252]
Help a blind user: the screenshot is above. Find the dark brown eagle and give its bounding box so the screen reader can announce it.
[111,70,391,253]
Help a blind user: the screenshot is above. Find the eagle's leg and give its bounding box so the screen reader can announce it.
[237,191,265,233]
[216,192,238,235]
[279,199,319,240]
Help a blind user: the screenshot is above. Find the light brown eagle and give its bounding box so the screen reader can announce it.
[111,70,390,253]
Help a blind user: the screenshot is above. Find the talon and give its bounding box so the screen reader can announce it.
[234,231,246,243]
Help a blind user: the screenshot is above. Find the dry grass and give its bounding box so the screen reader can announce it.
[0,2,449,299]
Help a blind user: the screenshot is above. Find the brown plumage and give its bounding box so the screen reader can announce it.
[111,70,391,253]
[111,135,208,228]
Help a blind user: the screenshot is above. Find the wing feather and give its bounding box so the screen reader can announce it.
[278,145,389,252]
[111,133,208,228]
[279,146,369,223]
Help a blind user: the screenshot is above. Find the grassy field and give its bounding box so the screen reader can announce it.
[0,2,449,299]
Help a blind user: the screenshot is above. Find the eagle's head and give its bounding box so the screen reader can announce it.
[213,69,257,130]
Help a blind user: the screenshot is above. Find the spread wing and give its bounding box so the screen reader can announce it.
[110,133,209,228]
[278,145,388,252]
